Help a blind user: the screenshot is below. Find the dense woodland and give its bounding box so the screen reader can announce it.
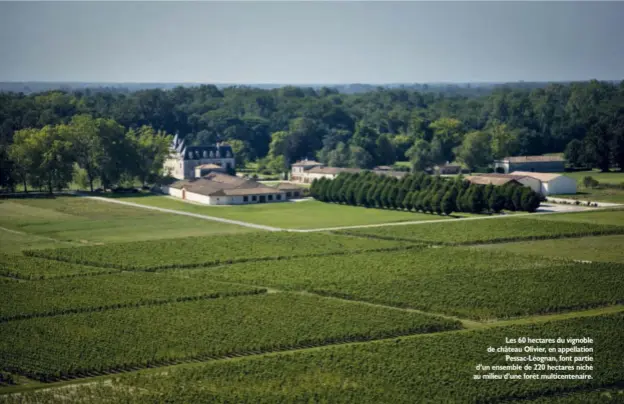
[1,80,623,191]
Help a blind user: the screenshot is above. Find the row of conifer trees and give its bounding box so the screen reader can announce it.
[309,171,541,215]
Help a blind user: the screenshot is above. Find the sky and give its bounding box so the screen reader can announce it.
[0,1,623,84]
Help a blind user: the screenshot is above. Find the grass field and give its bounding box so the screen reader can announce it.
[476,234,624,263]
[0,293,458,381]
[205,248,624,320]
[0,197,252,249]
[101,195,447,229]
[335,217,624,245]
[5,313,621,403]
[25,232,409,270]
[550,170,624,203]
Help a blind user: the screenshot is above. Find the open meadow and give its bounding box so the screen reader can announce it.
[0,197,252,251]
[101,194,447,229]
[1,195,624,402]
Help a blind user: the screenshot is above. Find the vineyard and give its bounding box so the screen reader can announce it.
[23,232,409,270]
[1,195,623,402]
[0,274,264,321]
[206,248,624,319]
[0,254,112,280]
[0,293,459,381]
[4,313,621,403]
[335,217,624,245]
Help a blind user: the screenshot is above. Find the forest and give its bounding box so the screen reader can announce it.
[1,80,623,191]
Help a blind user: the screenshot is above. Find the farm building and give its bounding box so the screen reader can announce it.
[466,172,576,195]
[290,159,324,182]
[493,155,565,174]
[164,134,236,180]
[291,161,407,183]
[510,171,577,195]
[464,176,523,187]
[161,172,301,205]
[466,173,542,193]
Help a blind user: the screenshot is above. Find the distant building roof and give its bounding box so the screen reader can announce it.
[292,159,323,167]
[465,176,522,186]
[473,173,533,181]
[509,171,565,182]
[307,167,362,175]
[169,173,282,197]
[499,155,565,163]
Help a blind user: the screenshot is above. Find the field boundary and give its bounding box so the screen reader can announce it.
[22,244,423,274]
[81,195,282,231]
[75,193,611,233]
[0,288,267,323]
[4,322,458,383]
[1,305,621,395]
[331,227,624,246]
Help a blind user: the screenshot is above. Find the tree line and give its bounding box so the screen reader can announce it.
[310,172,542,215]
[1,80,623,190]
[6,115,170,193]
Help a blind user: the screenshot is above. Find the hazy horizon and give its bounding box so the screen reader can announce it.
[1,1,623,83]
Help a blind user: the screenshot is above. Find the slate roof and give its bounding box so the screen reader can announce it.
[181,145,234,161]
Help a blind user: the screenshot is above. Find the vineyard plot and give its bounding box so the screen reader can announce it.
[205,248,624,320]
[335,217,624,245]
[24,232,409,270]
[0,254,112,280]
[0,293,459,381]
[6,313,622,403]
[0,273,264,321]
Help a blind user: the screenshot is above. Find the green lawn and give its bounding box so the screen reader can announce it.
[556,170,624,184]
[475,234,624,263]
[104,195,446,229]
[551,170,624,203]
[0,197,252,251]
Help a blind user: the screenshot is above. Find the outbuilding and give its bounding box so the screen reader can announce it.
[510,172,577,195]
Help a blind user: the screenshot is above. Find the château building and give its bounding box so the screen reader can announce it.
[163,134,236,180]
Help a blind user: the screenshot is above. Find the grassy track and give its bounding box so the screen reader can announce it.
[202,248,624,320]
[0,197,252,248]
[335,217,624,245]
[2,312,620,403]
[25,232,409,270]
[0,293,459,382]
[529,208,624,226]
[100,195,446,229]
